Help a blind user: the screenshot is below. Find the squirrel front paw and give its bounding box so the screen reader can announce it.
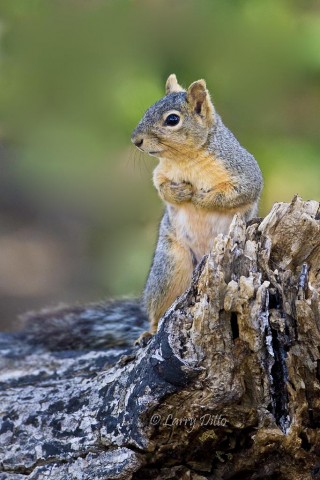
[159,181,193,204]
[192,187,215,208]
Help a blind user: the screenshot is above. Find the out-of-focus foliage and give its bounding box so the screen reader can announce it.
[0,0,319,329]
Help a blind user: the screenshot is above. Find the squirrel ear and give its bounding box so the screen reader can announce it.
[187,79,214,125]
[165,74,184,95]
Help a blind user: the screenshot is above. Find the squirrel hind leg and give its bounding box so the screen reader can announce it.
[134,330,153,348]
[142,233,194,337]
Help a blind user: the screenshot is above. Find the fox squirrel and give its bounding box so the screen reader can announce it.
[132,74,263,340]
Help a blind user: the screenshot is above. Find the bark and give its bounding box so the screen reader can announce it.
[0,195,320,480]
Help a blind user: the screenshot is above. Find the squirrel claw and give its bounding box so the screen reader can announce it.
[135,331,153,348]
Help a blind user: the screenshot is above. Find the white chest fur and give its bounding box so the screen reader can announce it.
[168,203,234,262]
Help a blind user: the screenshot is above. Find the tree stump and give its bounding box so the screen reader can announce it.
[0,196,320,480]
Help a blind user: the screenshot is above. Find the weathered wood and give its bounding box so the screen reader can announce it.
[0,196,320,479]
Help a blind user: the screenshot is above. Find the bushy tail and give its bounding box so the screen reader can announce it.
[14,299,148,352]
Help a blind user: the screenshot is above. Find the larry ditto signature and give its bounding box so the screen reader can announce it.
[150,413,227,433]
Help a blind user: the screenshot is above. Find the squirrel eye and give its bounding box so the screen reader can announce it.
[164,113,180,127]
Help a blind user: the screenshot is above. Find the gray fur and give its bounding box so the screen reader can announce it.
[207,113,263,207]
[18,300,148,351]
[132,92,188,138]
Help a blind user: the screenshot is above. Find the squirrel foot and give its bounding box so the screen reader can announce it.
[134,331,153,348]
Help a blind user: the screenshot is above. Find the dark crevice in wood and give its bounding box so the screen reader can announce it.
[270,326,290,433]
[299,431,312,451]
[230,312,239,340]
[317,360,320,383]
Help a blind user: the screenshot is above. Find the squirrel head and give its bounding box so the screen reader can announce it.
[131,74,215,160]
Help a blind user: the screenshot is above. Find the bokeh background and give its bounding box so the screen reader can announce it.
[0,0,319,331]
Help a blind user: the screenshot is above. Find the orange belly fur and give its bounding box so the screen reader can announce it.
[155,152,236,261]
[154,150,232,191]
[169,203,234,262]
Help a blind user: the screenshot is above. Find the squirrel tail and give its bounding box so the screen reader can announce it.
[15,299,148,352]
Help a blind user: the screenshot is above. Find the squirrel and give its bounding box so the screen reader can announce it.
[16,74,262,351]
[131,74,263,341]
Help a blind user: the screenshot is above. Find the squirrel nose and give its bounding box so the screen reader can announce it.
[133,138,143,148]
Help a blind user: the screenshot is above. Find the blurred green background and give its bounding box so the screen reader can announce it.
[0,0,319,330]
